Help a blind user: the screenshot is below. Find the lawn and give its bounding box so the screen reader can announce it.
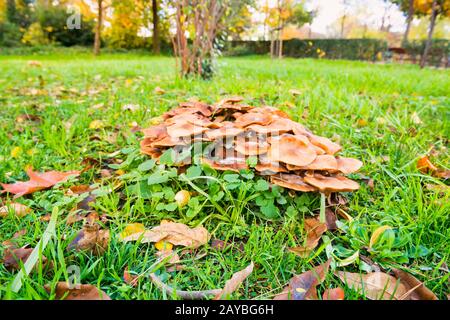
[0,52,449,300]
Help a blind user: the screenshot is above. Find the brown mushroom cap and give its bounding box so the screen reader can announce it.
[286,155,338,171]
[142,125,167,140]
[165,113,212,127]
[313,145,326,155]
[205,126,244,140]
[213,104,255,114]
[150,136,186,148]
[336,157,363,174]
[250,106,291,119]
[234,112,273,128]
[140,140,162,159]
[303,174,360,192]
[168,101,212,117]
[271,174,317,192]
[247,118,293,135]
[268,134,317,167]
[235,138,269,156]
[292,123,312,137]
[308,135,342,155]
[216,96,245,105]
[167,122,208,138]
[255,162,288,175]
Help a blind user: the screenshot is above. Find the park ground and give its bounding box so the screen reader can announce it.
[0,52,449,299]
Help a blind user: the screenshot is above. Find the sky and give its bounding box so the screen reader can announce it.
[253,0,408,37]
[306,0,406,34]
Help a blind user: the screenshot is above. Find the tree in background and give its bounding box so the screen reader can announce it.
[225,0,255,40]
[414,0,449,67]
[171,0,231,79]
[36,1,94,46]
[393,0,416,42]
[263,0,313,58]
[107,0,149,49]
[6,0,33,28]
[339,0,352,38]
[152,0,159,54]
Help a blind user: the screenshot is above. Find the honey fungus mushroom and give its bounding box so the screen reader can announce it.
[140,99,363,195]
[267,134,317,167]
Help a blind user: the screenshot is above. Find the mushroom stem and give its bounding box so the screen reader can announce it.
[319,193,326,224]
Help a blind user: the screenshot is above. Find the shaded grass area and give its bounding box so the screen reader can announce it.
[0,53,449,299]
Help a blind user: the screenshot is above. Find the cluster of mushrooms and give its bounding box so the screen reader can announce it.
[140,97,363,193]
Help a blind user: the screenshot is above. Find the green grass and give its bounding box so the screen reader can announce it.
[0,51,449,300]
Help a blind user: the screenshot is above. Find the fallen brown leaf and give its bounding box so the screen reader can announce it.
[325,208,337,230]
[289,218,327,258]
[214,262,254,300]
[155,250,181,264]
[123,266,139,287]
[337,271,407,300]
[274,259,331,300]
[3,247,48,271]
[154,86,165,95]
[68,223,109,255]
[392,269,438,300]
[45,282,111,300]
[122,221,210,249]
[0,203,31,218]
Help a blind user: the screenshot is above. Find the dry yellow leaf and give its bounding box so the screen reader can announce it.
[155,240,173,251]
[119,223,146,240]
[369,226,392,248]
[11,147,22,158]
[89,120,105,129]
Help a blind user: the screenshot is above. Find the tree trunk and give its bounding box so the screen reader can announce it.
[403,0,414,43]
[152,0,160,54]
[420,0,438,69]
[94,0,103,56]
[340,15,346,38]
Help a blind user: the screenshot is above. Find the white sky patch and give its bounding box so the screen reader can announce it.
[255,0,407,36]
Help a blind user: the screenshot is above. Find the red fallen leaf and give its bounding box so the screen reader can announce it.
[417,156,438,173]
[1,169,80,198]
[274,259,331,300]
[45,282,111,300]
[322,287,345,300]
[123,266,139,287]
